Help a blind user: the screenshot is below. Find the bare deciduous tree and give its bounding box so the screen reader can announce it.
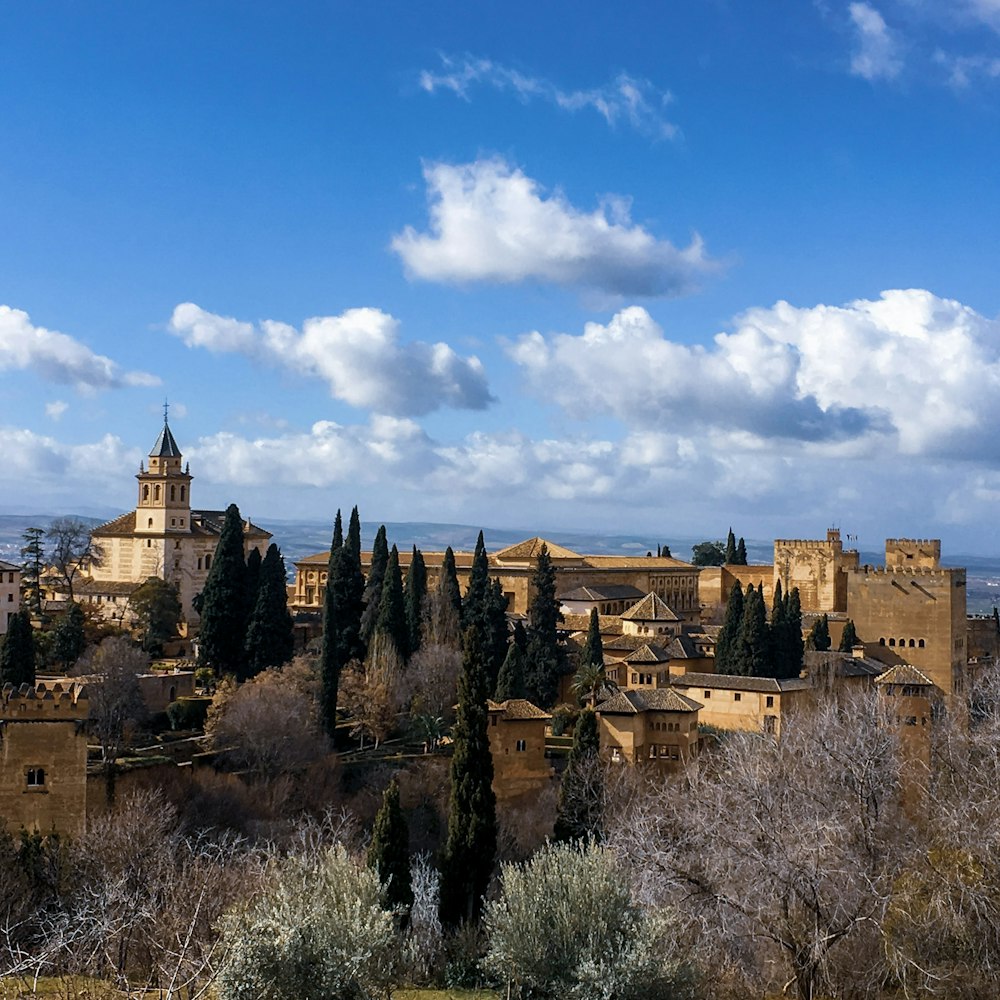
[340,634,405,749]
[46,517,102,602]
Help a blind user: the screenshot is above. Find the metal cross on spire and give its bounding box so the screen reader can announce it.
[163,398,169,425]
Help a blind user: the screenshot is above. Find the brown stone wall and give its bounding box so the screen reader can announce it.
[848,567,967,696]
[488,716,552,799]
[773,530,859,614]
[0,717,87,837]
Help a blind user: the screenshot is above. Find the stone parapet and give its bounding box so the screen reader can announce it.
[1,681,88,720]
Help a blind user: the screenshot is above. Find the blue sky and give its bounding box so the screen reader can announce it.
[4,0,1000,552]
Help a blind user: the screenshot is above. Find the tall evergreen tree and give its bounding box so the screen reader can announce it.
[330,509,344,555]
[736,584,769,676]
[736,537,748,565]
[243,546,262,633]
[197,504,248,676]
[524,543,564,708]
[368,777,413,912]
[714,582,744,673]
[438,547,462,622]
[360,525,389,646]
[0,610,35,687]
[725,528,738,564]
[375,545,408,661]
[784,587,805,676]
[404,546,427,657]
[809,613,832,652]
[581,607,604,670]
[512,619,528,654]
[494,642,527,701]
[19,526,45,618]
[51,602,86,670]
[244,544,295,679]
[439,626,497,928]
[553,707,602,843]
[839,619,859,652]
[461,532,490,632]
[485,578,510,689]
[320,508,365,739]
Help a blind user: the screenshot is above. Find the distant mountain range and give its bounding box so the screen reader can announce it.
[2,513,998,615]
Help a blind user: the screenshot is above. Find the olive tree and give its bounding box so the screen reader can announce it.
[216,844,397,1000]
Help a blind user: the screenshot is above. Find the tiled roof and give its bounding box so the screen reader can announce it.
[664,635,700,659]
[93,509,270,540]
[583,555,692,569]
[494,537,582,561]
[672,672,812,693]
[804,650,884,679]
[93,512,138,536]
[875,664,937,688]
[620,593,681,622]
[562,614,623,636]
[602,634,654,653]
[150,422,183,458]
[558,584,646,602]
[623,643,672,664]
[487,698,551,720]
[598,688,701,715]
[76,579,140,596]
[0,559,19,572]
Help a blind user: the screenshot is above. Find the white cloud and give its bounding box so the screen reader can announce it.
[0,305,159,391]
[168,303,494,417]
[508,290,1000,458]
[933,48,1000,86]
[418,54,678,140]
[391,158,717,297]
[849,2,904,79]
[45,400,68,421]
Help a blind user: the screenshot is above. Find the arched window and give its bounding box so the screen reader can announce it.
[197,557,202,570]
[26,768,45,787]
[148,518,153,528]
[889,638,896,647]
[205,554,212,569]
[170,485,176,501]
[180,485,186,502]
[909,638,915,647]
[879,637,886,646]
[154,485,160,501]
[142,485,149,501]
[918,639,925,648]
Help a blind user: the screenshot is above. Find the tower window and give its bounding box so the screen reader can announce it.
[142,485,149,501]
[205,554,212,569]
[148,518,153,528]
[180,486,186,502]
[154,485,161,501]
[26,768,45,788]
[170,485,176,502]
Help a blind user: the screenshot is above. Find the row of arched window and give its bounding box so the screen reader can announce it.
[140,484,186,503]
[879,637,925,648]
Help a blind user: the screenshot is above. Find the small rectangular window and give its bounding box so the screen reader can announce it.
[26,767,45,788]
[765,696,774,708]
[704,690,711,699]
[734,692,742,702]
[515,739,526,752]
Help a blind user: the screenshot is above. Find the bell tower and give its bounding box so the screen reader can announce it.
[135,404,193,535]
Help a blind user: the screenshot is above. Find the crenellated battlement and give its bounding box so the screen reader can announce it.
[775,539,841,551]
[1,681,89,721]
[886,538,939,547]
[852,565,962,580]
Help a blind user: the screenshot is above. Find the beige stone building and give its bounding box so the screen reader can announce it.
[85,419,270,629]
[0,559,19,634]
[596,687,701,769]
[293,536,701,621]
[671,672,813,737]
[487,698,554,799]
[0,680,88,837]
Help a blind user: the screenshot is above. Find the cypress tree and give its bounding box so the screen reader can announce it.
[330,509,344,555]
[461,532,490,632]
[581,607,604,670]
[244,544,294,679]
[360,525,389,646]
[553,707,602,843]
[0,610,35,687]
[494,642,527,701]
[768,579,786,674]
[368,777,413,911]
[404,546,427,657]
[725,528,737,564]
[809,613,832,651]
[320,508,365,739]
[714,582,744,673]
[243,546,262,633]
[485,578,510,690]
[439,626,497,928]
[51,602,86,670]
[839,619,859,652]
[375,545,408,661]
[736,537,748,565]
[785,587,805,675]
[737,584,769,676]
[524,543,564,708]
[439,546,462,621]
[512,619,528,654]
[197,504,248,676]
[20,526,45,618]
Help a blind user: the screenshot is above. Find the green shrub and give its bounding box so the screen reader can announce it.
[166,696,211,731]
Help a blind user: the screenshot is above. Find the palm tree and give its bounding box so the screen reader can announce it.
[571,660,617,708]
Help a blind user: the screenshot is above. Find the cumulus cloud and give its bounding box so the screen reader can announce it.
[418,54,677,140]
[168,303,494,417]
[391,159,717,296]
[508,290,1000,458]
[849,2,904,80]
[45,400,68,421]
[0,305,159,391]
